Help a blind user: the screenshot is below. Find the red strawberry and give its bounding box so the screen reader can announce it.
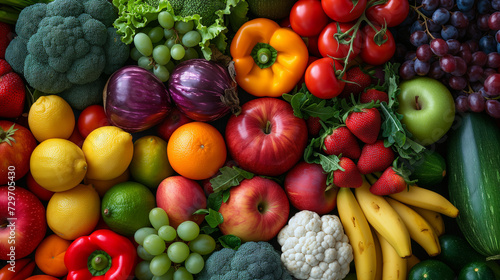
[0,59,26,119]
[333,157,363,188]
[360,89,389,104]
[338,66,372,99]
[307,116,321,137]
[323,126,361,159]
[0,22,13,59]
[345,108,381,144]
[369,166,412,195]
[357,140,395,174]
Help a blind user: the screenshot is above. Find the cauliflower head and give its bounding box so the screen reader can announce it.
[197,241,292,280]
[5,0,129,94]
[277,210,353,280]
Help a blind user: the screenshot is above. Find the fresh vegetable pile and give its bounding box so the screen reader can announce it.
[1,0,500,279]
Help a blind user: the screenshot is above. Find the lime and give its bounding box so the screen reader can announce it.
[129,136,175,189]
[101,181,156,236]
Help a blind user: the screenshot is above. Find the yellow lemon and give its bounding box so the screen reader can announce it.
[82,126,134,181]
[46,184,100,240]
[84,168,131,197]
[129,136,175,189]
[28,95,75,142]
[30,138,87,192]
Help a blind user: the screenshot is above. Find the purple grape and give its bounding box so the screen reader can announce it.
[440,54,457,72]
[430,38,449,56]
[450,11,469,29]
[457,0,474,11]
[422,0,440,10]
[440,0,455,10]
[429,61,445,79]
[410,20,425,33]
[471,51,488,66]
[478,14,492,31]
[415,59,431,75]
[484,73,500,96]
[432,8,451,25]
[467,92,486,112]
[487,52,500,67]
[467,65,484,82]
[471,82,484,91]
[493,0,500,10]
[441,25,459,40]
[455,95,469,112]
[466,40,479,52]
[478,0,493,14]
[484,68,498,79]
[447,39,461,54]
[410,31,430,47]
[400,60,416,80]
[489,12,500,30]
[449,75,468,90]
[417,44,433,61]
[486,99,500,118]
[452,56,468,76]
[458,43,473,64]
[480,35,498,53]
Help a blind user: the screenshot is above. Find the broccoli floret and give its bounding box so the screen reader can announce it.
[197,242,292,280]
[58,76,107,110]
[169,0,226,27]
[5,0,129,95]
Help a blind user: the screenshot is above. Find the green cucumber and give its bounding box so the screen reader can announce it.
[447,112,500,260]
[408,259,455,280]
[410,150,446,189]
[458,261,496,280]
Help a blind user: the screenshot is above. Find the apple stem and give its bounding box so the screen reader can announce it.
[325,183,335,192]
[415,96,421,110]
[264,121,272,134]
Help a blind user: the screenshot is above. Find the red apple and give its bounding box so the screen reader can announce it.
[225,98,308,176]
[284,161,339,215]
[218,176,290,242]
[0,186,47,260]
[156,176,207,228]
[26,171,54,201]
[156,107,193,142]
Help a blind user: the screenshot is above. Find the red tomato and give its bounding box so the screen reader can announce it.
[318,21,362,62]
[156,107,193,142]
[289,0,329,37]
[360,24,396,66]
[305,35,321,57]
[305,57,346,99]
[322,0,367,23]
[0,121,37,185]
[366,0,410,27]
[77,104,109,138]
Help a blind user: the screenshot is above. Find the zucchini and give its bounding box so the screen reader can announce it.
[447,112,500,259]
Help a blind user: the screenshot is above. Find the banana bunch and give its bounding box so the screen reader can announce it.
[337,175,459,280]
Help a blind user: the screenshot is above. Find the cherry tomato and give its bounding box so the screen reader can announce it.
[289,0,329,37]
[360,24,396,66]
[318,21,362,62]
[77,104,109,138]
[305,57,346,99]
[322,0,367,23]
[366,0,410,27]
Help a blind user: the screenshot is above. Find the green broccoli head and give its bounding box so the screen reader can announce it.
[169,0,226,27]
[5,0,129,94]
[197,241,292,280]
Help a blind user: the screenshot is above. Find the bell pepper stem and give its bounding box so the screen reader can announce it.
[251,43,278,69]
[87,250,112,276]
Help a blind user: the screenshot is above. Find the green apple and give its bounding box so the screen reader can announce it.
[397,77,455,146]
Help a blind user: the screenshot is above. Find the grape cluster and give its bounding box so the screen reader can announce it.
[394,0,500,118]
[134,208,216,280]
[130,11,203,82]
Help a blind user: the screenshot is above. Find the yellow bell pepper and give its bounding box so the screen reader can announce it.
[230,18,309,98]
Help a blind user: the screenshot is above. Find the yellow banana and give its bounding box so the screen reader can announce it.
[388,185,459,218]
[410,205,445,236]
[337,187,378,280]
[375,230,408,280]
[371,227,383,280]
[354,177,412,258]
[406,254,420,272]
[386,197,442,257]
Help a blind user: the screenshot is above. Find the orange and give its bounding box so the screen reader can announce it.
[35,234,72,277]
[167,122,227,180]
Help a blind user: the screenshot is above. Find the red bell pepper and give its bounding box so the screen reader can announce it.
[64,229,136,280]
[0,258,36,280]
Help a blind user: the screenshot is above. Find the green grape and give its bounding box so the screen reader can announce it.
[153,65,170,82]
[165,37,177,49]
[171,44,186,61]
[167,241,190,263]
[138,56,154,70]
[153,267,174,280]
[137,245,155,261]
[176,221,199,242]
[158,225,177,242]
[148,26,165,43]
[149,207,170,229]
[173,267,193,280]
[135,227,158,246]
[174,20,194,34]
[158,11,175,29]
[188,234,216,255]
[163,28,176,40]
[166,61,176,73]
[183,48,199,61]
[150,253,172,276]
[135,260,154,280]
[152,45,171,66]
[134,32,153,57]
[185,253,204,274]
[181,30,201,48]
[130,47,142,61]
[143,234,166,256]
